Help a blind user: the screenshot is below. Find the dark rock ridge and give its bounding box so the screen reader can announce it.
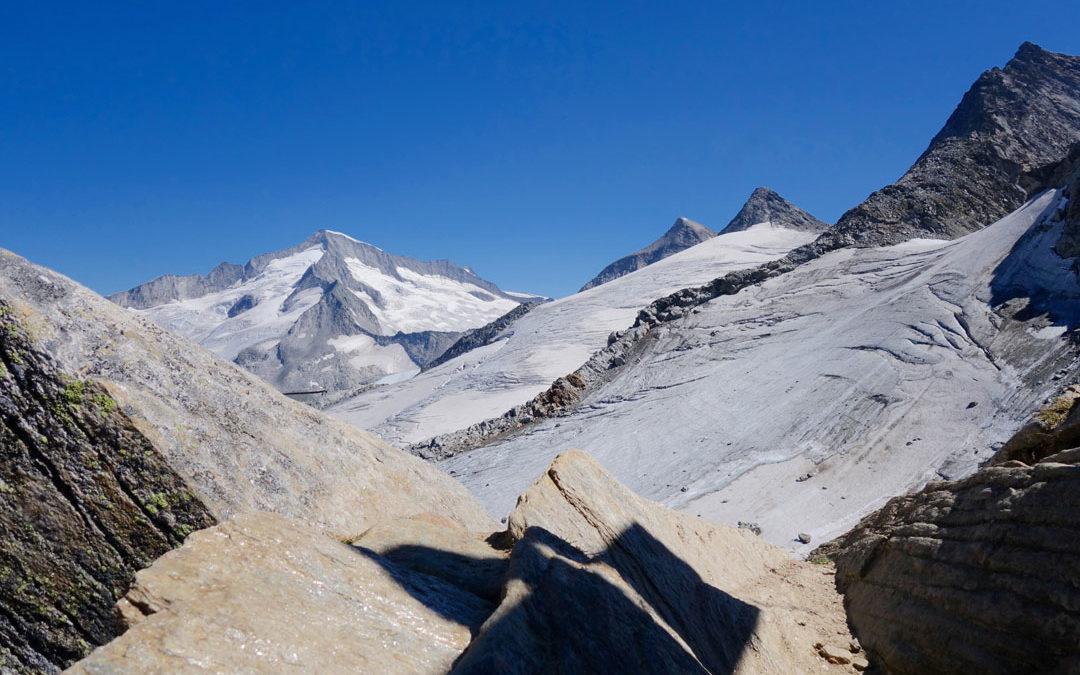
[829,41,1080,246]
[406,43,1080,459]
[111,229,531,393]
[820,405,1080,674]
[0,302,216,674]
[579,217,717,292]
[719,187,829,234]
[424,300,544,371]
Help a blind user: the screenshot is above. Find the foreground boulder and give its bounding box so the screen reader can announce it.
[457,450,857,674]
[68,450,860,673]
[825,450,1080,673]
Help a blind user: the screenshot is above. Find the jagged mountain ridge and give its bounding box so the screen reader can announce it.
[579,217,717,291]
[110,230,535,393]
[579,188,827,292]
[720,187,830,234]
[829,41,1080,246]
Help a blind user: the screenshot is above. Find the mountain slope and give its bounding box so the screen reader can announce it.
[327,223,819,446]
[438,189,1080,551]
[579,217,717,291]
[829,42,1080,247]
[110,230,532,393]
[720,187,829,234]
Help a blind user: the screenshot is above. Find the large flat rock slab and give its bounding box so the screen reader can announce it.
[67,512,492,674]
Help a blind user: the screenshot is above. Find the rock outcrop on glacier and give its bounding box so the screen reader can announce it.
[823,409,1080,674]
[580,217,718,292]
[68,450,860,674]
[719,187,829,235]
[110,229,534,393]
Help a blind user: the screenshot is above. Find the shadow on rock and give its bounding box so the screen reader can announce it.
[358,523,759,674]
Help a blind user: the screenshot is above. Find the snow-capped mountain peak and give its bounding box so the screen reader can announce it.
[110,230,535,393]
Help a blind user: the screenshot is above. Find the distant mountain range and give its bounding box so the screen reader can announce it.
[110,230,538,393]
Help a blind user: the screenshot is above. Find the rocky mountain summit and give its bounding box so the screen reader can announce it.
[829,41,1080,247]
[579,217,717,291]
[110,229,532,393]
[719,187,829,234]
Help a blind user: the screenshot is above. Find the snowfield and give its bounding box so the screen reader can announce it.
[434,191,1079,552]
[326,222,819,443]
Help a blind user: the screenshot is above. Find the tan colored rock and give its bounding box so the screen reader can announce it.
[66,512,492,674]
[354,515,509,601]
[456,449,854,674]
[0,248,495,537]
[829,453,1080,674]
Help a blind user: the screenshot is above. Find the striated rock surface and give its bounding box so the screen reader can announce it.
[66,512,493,675]
[454,450,855,674]
[824,445,1080,673]
[0,248,496,540]
[720,187,829,234]
[0,303,216,674]
[580,217,717,291]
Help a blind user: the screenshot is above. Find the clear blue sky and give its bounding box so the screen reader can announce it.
[3,1,1080,299]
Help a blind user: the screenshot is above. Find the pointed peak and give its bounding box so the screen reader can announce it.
[721,187,829,234]
[667,217,712,236]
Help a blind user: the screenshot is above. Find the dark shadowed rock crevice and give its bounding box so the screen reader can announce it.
[0,302,216,674]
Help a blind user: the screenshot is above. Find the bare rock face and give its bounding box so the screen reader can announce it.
[68,450,857,674]
[65,512,493,675]
[831,42,1080,247]
[0,248,495,539]
[0,303,216,674]
[826,451,1080,674]
[456,450,855,674]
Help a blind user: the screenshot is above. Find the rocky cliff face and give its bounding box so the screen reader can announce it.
[830,42,1080,247]
[69,450,861,674]
[579,217,717,291]
[719,187,829,234]
[0,302,216,674]
[823,411,1080,674]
